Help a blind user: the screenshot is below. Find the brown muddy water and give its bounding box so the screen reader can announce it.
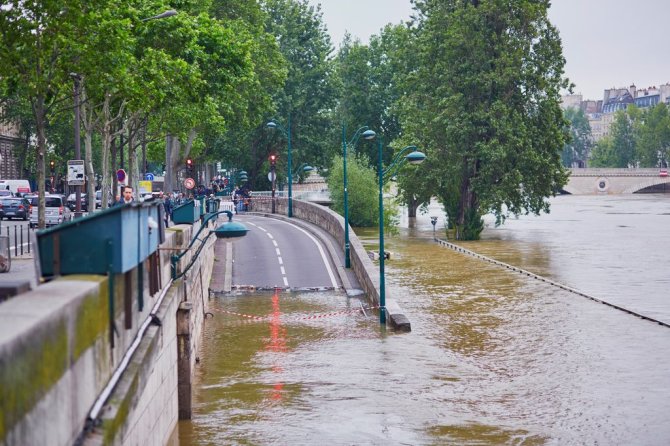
[176,195,670,445]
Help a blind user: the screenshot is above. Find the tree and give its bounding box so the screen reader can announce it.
[608,109,638,167]
[327,154,379,227]
[0,0,105,227]
[562,107,592,167]
[263,0,338,181]
[636,103,670,167]
[401,0,570,240]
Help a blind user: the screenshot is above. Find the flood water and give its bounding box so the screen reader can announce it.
[177,195,670,445]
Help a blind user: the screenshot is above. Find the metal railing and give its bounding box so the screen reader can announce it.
[1,224,32,257]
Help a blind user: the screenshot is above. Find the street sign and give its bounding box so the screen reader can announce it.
[267,171,276,182]
[67,160,85,186]
[184,177,195,190]
[139,181,152,195]
[116,169,127,183]
[144,172,155,181]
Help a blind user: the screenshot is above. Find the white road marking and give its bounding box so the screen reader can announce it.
[278,257,283,265]
[272,240,278,247]
[281,221,338,288]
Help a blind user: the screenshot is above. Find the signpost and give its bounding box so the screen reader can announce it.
[67,160,85,186]
[144,172,155,181]
[116,169,127,185]
[184,178,195,190]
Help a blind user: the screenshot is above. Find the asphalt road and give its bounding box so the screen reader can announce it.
[230,215,340,291]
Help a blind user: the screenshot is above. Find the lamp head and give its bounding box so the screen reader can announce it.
[266,121,277,129]
[303,165,314,172]
[405,150,427,165]
[362,129,376,140]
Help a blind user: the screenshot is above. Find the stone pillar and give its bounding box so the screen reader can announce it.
[177,301,193,419]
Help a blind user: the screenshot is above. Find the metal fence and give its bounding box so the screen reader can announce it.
[1,224,32,257]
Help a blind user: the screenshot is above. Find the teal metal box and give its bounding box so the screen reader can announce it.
[172,199,200,224]
[36,202,160,276]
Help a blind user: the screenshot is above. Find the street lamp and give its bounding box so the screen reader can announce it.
[377,142,426,324]
[266,118,294,216]
[342,125,376,268]
[141,9,177,22]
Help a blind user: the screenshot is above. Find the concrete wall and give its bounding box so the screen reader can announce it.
[0,216,220,446]
[251,197,410,331]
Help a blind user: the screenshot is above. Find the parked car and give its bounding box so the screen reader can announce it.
[66,193,88,212]
[29,194,71,228]
[0,197,30,220]
[0,190,13,198]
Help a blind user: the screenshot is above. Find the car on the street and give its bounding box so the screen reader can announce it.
[0,190,13,198]
[0,197,30,220]
[29,194,71,228]
[66,193,88,212]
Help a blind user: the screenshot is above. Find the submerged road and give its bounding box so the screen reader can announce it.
[229,214,340,290]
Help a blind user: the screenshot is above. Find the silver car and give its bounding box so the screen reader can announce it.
[29,194,72,228]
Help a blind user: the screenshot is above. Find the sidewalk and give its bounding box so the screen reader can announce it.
[0,254,38,301]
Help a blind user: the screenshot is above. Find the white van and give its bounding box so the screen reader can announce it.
[0,179,31,196]
[29,194,71,228]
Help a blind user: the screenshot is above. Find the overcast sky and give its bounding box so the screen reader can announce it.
[308,0,670,101]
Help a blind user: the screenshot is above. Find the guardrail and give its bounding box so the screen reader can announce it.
[1,223,32,257]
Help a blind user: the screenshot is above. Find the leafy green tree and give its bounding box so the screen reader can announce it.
[401,0,570,240]
[0,0,106,226]
[562,107,592,167]
[636,103,670,167]
[263,0,338,184]
[608,109,638,167]
[327,154,379,227]
[589,136,615,167]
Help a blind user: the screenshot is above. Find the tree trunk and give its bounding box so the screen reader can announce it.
[80,83,96,212]
[32,97,47,228]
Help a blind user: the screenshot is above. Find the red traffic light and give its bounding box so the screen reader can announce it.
[186,158,193,167]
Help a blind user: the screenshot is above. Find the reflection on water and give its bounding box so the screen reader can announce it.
[179,195,670,445]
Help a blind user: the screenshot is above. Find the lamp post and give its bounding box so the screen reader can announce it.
[377,141,426,324]
[266,117,293,216]
[342,125,376,268]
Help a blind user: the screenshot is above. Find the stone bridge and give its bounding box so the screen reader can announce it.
[563,168,670,194]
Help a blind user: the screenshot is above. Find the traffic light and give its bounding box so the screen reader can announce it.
[49,160,55,174]
[269,154,276,167]
[186,158,193,171]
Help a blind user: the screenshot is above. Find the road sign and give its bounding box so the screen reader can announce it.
[67,160,85,186]
[268,171,276,182]
[144,172,155,181]
[139,181,152,195]
[184,177,195,190]
[116,169,126,183]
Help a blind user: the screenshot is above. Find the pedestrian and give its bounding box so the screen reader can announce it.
[115,186,134,206]
[163,192,173,227]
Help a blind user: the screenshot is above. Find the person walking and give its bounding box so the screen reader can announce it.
[163,193,173,227]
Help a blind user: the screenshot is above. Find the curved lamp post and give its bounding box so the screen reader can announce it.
[266,118,293,217]
[377,142,426,323]
[342,126,376,268]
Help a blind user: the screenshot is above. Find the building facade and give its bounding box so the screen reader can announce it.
[0,114,23,179]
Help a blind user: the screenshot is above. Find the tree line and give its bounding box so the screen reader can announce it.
[1,0,571,239]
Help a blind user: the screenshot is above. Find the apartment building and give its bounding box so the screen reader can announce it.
[562,82,670,141]
[0,113,22,179]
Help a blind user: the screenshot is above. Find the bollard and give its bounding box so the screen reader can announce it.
[0,235,10,272]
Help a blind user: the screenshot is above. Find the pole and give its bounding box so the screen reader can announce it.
[287,115,293,218]
[342,125,350,268]
[378,138,386,324]
[73,75,82,218]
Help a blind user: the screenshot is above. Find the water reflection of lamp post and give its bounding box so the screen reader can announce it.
[377,142,426,324]
[342,126,376,268]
